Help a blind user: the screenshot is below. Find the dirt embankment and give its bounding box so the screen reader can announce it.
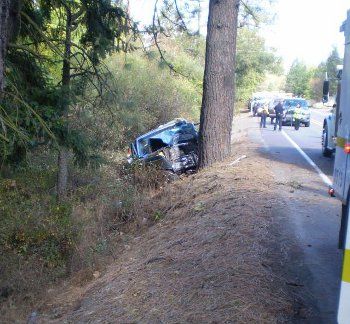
[32,116,311,323]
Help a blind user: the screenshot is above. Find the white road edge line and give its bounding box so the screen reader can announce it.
[281,130,332,187]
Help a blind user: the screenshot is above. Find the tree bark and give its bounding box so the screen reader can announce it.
[57,148,69,199]
[57,7,72,201]
[198,0,239,168]
[0,0,10,91]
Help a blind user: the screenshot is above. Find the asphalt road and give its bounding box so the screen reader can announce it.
[248,108,343,323]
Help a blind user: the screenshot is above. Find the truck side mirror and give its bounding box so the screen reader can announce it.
[322,80,330,103]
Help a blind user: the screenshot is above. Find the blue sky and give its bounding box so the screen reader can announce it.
[129,0,350,70]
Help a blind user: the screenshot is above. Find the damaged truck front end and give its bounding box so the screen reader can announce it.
[128,119,199,174]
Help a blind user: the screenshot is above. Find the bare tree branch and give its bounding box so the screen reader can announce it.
[240,0,259,25]
[173,0,188,31]
[151,0,189,78]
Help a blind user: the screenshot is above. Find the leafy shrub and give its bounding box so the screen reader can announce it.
[80,48,202,152]
[0,165,77,299]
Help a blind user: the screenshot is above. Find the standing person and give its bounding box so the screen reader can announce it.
[293,104,303,130]
[260,103,269,128]
[274,100,284,131]
[253,102,259,116]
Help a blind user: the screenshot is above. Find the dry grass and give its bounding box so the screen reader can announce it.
[34,133,301,323]
[0,157,174,323]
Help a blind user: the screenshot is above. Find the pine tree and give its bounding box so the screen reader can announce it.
[326,47,343,96]
[198,0,240,168]
[39,0,129,200]
[1,0,130,199]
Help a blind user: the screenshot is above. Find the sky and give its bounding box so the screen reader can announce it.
[261,0,349,70]
[129,0,350,71]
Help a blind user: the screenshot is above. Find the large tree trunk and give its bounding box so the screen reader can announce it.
[0,0,10,91]
[57,7,72,201]
[0,0,20,91]
[198,0,239,168]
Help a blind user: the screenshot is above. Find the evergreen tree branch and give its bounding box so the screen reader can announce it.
[8,43,50,60]
[3,89,56,142]
[20,11,65,59]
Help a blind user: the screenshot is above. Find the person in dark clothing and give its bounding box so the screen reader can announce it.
[260,104,269,128]
[274,100,284,131]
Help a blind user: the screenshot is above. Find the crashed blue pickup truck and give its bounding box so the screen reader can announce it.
[127,119,199,174]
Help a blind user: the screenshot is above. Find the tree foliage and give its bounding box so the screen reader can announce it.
[285,60,313,97]
[325,47,343,95]
[81,48,202,151]
[235,27,282,102]
[292,47,344,101]
[310,47,343,99]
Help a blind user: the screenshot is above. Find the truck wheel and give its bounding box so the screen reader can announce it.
[322,125,333,157]
[304,121,310,127]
